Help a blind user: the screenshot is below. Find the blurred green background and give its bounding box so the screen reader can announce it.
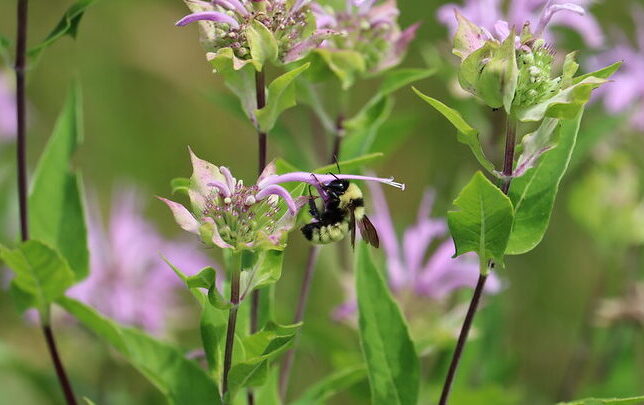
[0,0,642,404]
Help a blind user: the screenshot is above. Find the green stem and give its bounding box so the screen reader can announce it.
[222,251,242,402]
[438,116,517,405]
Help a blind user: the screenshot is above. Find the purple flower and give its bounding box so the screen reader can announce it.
[437,0,603,49]
[590,6,644,131]
[161,149,405,250]
[311,0,420,73]
[176,0,323,64]
[67,188,214,334]
[0,71,17,140]
[334,181,500,321]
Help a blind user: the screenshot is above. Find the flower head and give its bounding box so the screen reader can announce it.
[310,0,419,73]
[334,181,500,321]
[590,5,644,131]
[161,150,405,251]
[0,71,17,140]
[437,0,603,49]
[176,0,322,64]
[68,188,213,334]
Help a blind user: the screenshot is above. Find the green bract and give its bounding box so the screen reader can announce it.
[451,12,619,122]
[447,172,514,272]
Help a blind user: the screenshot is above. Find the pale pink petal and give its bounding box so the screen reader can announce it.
[157,197,200,234]
[175,11,240,29]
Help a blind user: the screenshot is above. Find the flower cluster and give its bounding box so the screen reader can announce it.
[334,181,500,321]
[437,0,603,49]
[176,0,322,64]
[68,189,213,334]
[161,149,404,251]
[445,0,614,115]
[0,71,16,140]
[312,0,419,72]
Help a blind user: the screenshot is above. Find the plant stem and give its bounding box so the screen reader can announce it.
[329,115,345,163]
[438,117,517,405]
[250,70,267,337]
[248,69,267,405]
[15,2,78,404]
[278,246,321,399]
[222,252,242,400]
[16,0,29,242]
[42,324,78,405]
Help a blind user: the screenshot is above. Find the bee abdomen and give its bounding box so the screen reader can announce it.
[301,221,349,244]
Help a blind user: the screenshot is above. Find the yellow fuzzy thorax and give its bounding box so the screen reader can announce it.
[339,183,364,218]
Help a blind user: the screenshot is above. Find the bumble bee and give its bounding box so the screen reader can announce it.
[301,176,379,248]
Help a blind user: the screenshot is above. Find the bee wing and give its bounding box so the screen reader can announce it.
[358,215,380,248]
[349,207,357,250]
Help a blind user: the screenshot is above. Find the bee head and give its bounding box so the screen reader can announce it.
[323,179,349,195]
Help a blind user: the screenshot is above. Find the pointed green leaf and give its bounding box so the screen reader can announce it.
[29,83,88,280]
[208,48,258,124]
[0,241,75,317]
[514,118,559,178]
[448,172,514,270]
[557,396,644,405]
[28,0,98,61]
[356,243,419,405]
[170,177,190,195]
[226,322,300,401]
[186,267,217,289]
[200,301,228,380]
[340,68,434,159]
[246,20,278,70]
[291,365,367,405]
[341,95,394,160]
[59,297,221,404]
[240,249,284,297]
[572,61,622,85]
[506,111,584,254]
[515,76,606,122]
[307,48,366,89]
[413,88,495,173]
[255,63,310,132]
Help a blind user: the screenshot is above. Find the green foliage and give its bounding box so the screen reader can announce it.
[572,61,622,85]
[356,243,419,405]
[170,177,190,195]
[28,0,98,61]
[225,322,300,402]
[513,76,606,122]
[413,87,495,173]
[29,83,88,280]
[475,33,518,112]
[240,249,285,298]
[59,298,221,404]
[0,241,75,318]
[246,20,278,70]
[291,365,367,405]
[306,49,366,89]
[209,48,258,124]
[557,396,644,405]
[448,172,514,271]
[515,118,559,176]
[256,63,311,132]
[342,68,435,159]
[506,111,583,254]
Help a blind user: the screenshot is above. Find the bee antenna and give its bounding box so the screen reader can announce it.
[327,172,340,180]
[333,155,341,174]
[310,173,322,186]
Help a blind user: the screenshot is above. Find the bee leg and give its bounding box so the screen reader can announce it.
[308,186,322,220]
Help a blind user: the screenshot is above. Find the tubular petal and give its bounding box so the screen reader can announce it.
[175,11,240,29]
[256,185,298,214]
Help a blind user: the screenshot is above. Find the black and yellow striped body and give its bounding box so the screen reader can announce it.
[301,183,364,245]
